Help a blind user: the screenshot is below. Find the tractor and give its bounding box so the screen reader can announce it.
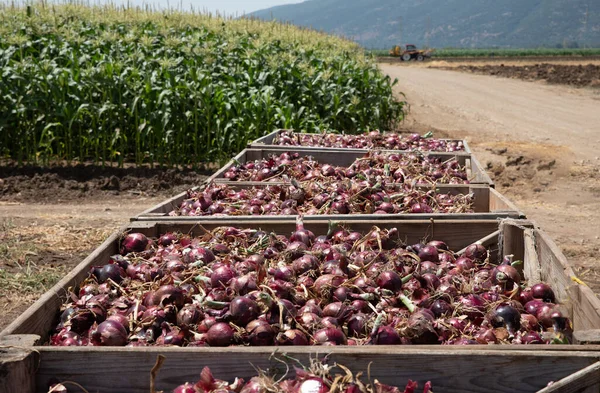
[389,44,433,61]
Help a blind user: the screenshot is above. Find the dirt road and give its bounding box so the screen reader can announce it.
[381,63,600,289]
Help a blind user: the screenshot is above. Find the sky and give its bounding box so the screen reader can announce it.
[113,0,305,15]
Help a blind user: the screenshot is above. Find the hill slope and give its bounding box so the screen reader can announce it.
[251,0,600,48]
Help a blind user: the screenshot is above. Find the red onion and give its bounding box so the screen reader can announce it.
[377,271,402,292]
[418,245,439,262]
[229,297,259,326]
[206,322,234,347]
[373,325,401,345]
[314,328,347,345]
[530,283,556,303]
[91,320,128,346]
[177,305,203,327]
[298,378,330,393]
[277,329,309,346]
[489,304,521,333]
[430,299,453,317]
[491,265,521,290]
[92,264,125,284]
[121,233,149,254]
[464,243,487,261]
[211,266,235,288]
[521,331,544,344]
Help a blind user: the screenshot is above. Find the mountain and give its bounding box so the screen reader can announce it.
[250,0,600,48]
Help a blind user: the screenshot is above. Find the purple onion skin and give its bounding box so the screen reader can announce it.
[121,233,149,254]
[91,320,128,346]
[206,323,234,347]
[173,383,197,393]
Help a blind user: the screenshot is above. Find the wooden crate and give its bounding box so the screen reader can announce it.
[250,129,473,154]
[133,184,524,221]
[206,147,494,186]
[2,219,600,393]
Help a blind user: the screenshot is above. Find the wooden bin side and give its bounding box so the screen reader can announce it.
[535,230,600,334]
[30,347,600,393]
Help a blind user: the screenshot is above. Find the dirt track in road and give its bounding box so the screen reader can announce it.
[381,63,600,290]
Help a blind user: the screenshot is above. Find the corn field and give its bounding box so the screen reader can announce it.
[0,3,405,166]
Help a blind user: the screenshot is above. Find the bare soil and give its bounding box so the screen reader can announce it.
[0,163,210,203]
[380,63,600,293]
[440,63,600,88]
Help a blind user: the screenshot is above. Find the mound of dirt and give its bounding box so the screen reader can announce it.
[450,63,600,88]
[0,163,211,203]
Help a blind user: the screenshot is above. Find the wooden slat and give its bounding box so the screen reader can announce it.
[489,188,525,217]
[536,361,600,393]
[533,230,600,332]
[32,347,600,393]
[469,154,495,187]
[0,348,37,393]
[524,228,542,284]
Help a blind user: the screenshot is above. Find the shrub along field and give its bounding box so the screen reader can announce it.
[0,4,405,166]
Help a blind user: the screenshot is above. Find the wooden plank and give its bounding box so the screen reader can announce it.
[536,361,600,393]
[574,330,600,345]
[489,188,525,217]
[468,185,490,212]
[248,129,279,146]
[500,220,528,266]
[0,348,37,393]
[534,230,600,332]
[523,228,542,284]
[469,154,495,187]
[32,347,599,393]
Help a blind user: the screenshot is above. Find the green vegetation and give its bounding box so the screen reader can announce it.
[0,4,404,166]
[369,48,600,58]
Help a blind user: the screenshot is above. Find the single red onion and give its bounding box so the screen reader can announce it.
[464,243,487,261]
[418,245,439,262]
[206,322,234,347]
[91,320,128,346]
[277,329,309,346]
[121,233,149,254]
[373,325,401,345]
[530,283,556,303]
[229,297,259,326]
[377,271,402,292]
[314,328,347,345]
[211,266,235,288]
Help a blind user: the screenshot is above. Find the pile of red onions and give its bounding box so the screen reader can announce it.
[172,182,474,217]
[273,129,465,152]
[222,151,469,185]
[169,363,432,393]
[50,222,571,347]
